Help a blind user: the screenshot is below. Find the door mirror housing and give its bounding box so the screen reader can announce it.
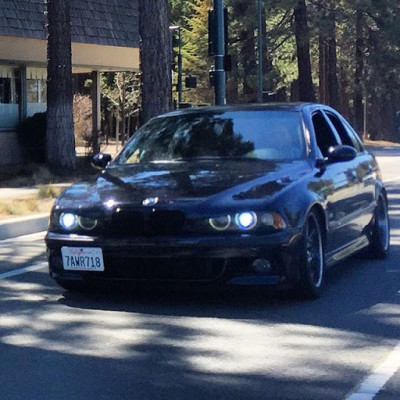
[92,153,112,169]
[327,145,357,163]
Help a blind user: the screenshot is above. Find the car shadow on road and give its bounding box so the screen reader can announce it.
[57,180,400,343]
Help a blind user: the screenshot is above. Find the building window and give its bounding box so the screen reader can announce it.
[0,66,20,130]
[27,79,47,103]
[26,67,47,117]
[0,71,19,104]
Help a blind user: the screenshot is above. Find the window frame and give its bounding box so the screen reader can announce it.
[323,110,364,153]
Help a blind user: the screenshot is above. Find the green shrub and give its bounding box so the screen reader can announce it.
[16,112,47,164]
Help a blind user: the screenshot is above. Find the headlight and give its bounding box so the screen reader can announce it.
[78,216,98,231]
[59,213,78,230]
[235,212,257,230]
[260,212,287,230]
[58,212,98,232]
[209,215,231,231]
[207,211,287,232]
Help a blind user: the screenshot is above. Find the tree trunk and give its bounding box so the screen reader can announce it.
[326,13,339,109]
[139,0,173,125]
[354,9,365,137]
[293,0,316,102]
[318,5,339,109]
[240,28,257,102]
[45,0,76,169]
[318,32,326,104]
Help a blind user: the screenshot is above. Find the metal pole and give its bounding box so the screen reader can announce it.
[214,0,225,105]
[257,0,263,103]
[363,92,367,138]
[177,28,183,105]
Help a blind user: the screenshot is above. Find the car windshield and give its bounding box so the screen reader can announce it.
[113,110,305,164]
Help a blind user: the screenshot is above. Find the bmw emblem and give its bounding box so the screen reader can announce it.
[142,197,159,206]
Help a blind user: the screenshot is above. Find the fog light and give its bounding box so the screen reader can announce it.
[252,259,271,275]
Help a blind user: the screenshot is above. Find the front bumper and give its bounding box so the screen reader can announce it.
[45,229,304,287]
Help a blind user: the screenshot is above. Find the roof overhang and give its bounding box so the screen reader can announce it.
[0,36,139,72]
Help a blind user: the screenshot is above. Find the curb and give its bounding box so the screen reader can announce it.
[0,214,49,240]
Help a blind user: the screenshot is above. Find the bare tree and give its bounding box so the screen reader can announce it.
[139,0,173,124]
[46,0,76,169]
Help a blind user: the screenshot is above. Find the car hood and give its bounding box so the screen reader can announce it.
[56,159,311,209]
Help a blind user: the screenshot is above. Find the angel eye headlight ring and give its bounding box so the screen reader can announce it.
[78,216,98,231]
[209,215,232,231]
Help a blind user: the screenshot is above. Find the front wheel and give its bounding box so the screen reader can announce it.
[295,211,325,299]
[367,192,390,259]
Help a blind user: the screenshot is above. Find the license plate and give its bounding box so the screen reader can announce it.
[61,247,104,271]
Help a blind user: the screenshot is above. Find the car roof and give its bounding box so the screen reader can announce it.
[157,102,316,118]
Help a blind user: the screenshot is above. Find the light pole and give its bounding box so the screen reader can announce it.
[213,0,226,105]
[257,0,264,103]
[169,25,183,107]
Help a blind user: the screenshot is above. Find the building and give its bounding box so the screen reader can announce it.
[0,0,139,164]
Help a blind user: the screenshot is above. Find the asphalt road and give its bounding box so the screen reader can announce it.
[0,148,399,400]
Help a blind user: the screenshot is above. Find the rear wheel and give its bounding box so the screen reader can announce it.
[295,210,325,299]
[367,192,390,259]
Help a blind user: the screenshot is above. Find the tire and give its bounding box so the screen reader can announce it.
[295,210,325,299]
[367,192,390,259]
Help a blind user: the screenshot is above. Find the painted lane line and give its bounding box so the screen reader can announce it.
[384,175,400,184]
[346,342,400,400]
[0,262,47,280]
[0,231,47,244]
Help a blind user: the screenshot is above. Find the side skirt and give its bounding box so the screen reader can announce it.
[325,235,370,268]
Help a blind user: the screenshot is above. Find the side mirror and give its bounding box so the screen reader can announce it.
[327,145,357,163]
[92,153,112,169]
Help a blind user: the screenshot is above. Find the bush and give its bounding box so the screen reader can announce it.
[16,112,47,164]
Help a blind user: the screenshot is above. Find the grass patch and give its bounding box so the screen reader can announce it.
[0,197,55,218]
[37,185,63,199]
[0,184,64,219]
[0,156,99,219]
[0,157,97,188]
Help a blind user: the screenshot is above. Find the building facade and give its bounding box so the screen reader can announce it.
[0,0,139,164]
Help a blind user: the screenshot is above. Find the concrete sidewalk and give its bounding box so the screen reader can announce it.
[0,213,49,240]
[0,186,52,240]
[0,183,70,240]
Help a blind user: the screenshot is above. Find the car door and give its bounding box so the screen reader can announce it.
[324,110,376,232]
[310,110,363,255]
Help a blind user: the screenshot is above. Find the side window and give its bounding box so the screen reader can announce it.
[341,118,365,152]
[325,112,362,151]
[311,111,339,157]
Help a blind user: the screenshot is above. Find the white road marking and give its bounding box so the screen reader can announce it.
[346,342,400,400]
[384,175,400,184]
[0,231,46,244]
[0,262,47,280]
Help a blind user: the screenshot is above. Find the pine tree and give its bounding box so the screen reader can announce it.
[139,0,173,124]
[45,0,76,169]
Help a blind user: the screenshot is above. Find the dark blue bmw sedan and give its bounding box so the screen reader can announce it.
[45,103,390,298]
